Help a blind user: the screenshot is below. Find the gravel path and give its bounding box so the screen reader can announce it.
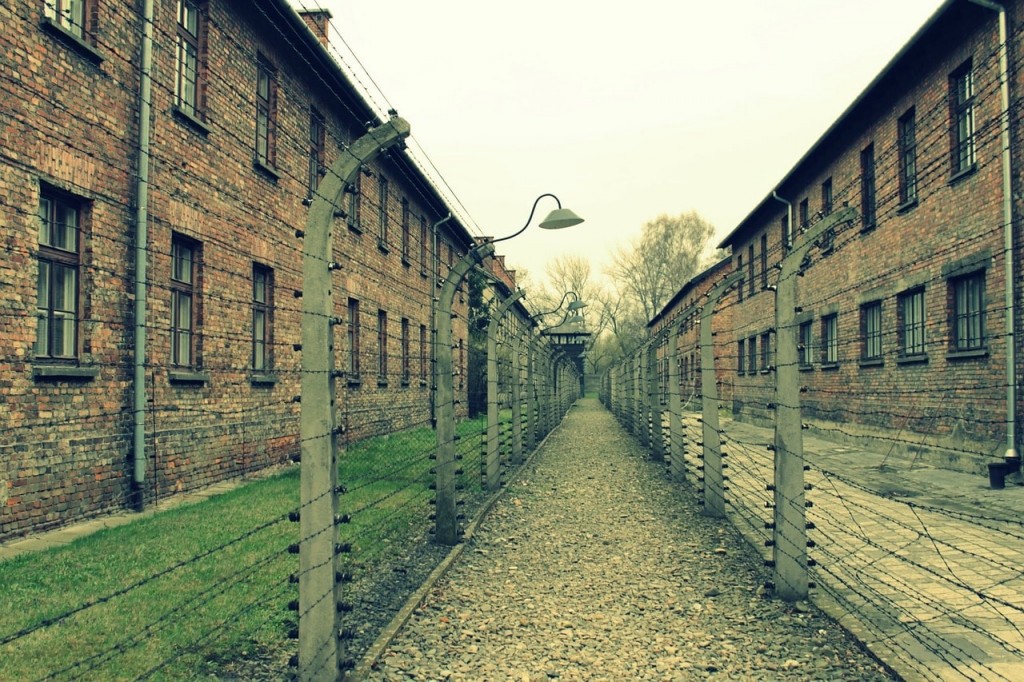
[364,398,893,681]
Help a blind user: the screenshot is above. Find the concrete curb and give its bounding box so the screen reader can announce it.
[347,415,568,680]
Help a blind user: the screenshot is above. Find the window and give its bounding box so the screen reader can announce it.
[36,192,81,360]
[821,314,838,366]
[347,173,362,232]
[377,309,388,381]
[760,331,771,370]
[170,235,199,367]
[861,144,876,229]
[419,216,429,276]
[457,339,464,390]
[736,254,744,302]
[952,272,985,351]
[760,233,768,289]
[255,56,278,168]
[951,61,975,175]
[860,301,882,362]
[898,108,917,205]
[401,198,411,263]
[401,317,410,384]
[419,323,428,384]
[799,198,809,230]
[747,244,754,297]
[737,339,745,374]
[45,0,89,39]
[308,109,325,199]
[377,177,389,248]
[821,177,833,217]
[781,213,790,253]
[747,335,757,373]
[174,1,206,120]
[252,265,272,371]
[898,288,926,357]
[798,320,813,368]
[347,298,360,378]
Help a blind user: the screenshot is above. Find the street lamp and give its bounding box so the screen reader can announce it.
[433,194,583,546]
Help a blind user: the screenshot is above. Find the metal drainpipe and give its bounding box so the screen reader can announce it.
[430,214,453,426]
[969,0,1017,460]
[131,0,155,511]
[771,191,793,250]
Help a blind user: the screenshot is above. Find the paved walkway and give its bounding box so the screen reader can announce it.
[673,411,1024,682]
[364,399,893,680]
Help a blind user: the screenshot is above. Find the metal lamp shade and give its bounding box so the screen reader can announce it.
[538,207,584,230]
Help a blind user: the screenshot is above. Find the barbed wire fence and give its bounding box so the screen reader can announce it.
[601,21,1024,680]
[0,4,581,681]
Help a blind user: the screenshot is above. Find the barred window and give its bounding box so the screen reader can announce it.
[171,236,200,367]
[798,320,813,367]
[255,57,278,168]
[898,109,917,205]
[899,288,926,357]
[861,301,882,361]
[952,272,985,351]
[861,144,876,229]
[821,314,838,365]
[951,61,976,175]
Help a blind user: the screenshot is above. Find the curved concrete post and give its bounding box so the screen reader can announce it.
[435,242,496,546]
[300,116,410,679]
[487,290,525,490]
[700,271,743,519]
[772,206,856,601]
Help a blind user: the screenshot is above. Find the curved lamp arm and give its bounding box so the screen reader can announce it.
[486,193,584,247]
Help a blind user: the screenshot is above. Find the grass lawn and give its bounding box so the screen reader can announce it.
[0,414,508,681]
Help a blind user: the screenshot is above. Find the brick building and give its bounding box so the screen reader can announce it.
[708,0,1022,473]
[0,1,485,539]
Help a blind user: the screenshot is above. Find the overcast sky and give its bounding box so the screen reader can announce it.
[291,0,945,288]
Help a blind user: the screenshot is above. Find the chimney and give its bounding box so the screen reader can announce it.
[298,9,332,48]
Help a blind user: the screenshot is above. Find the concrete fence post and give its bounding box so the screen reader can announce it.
[772,206,856,601]
[300,116,409,679]
[487,290,525,490]
[699,271,743,518]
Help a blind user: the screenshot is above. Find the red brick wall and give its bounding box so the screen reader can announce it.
[0,0,472,540]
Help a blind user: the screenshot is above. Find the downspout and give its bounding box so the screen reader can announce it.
[771,191,793,251]
[430,213,453,427]
[132,0,155,511]
[969,0,1016,460]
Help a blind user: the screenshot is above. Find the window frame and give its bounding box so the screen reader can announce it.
[760,331,771,372]
[894,288,926,360]
[821,313,839,367]
[951,270,986,353]
[861,143,876,230]
[252,264,273,372]
[799,198,809,230]
[760,233,768,290]
[347,297,360,381]
[174,0,206,124]
[377,177,389,250]
[401,198,411,264]
[170,235,199,368]
[401,317,410,385]
[950,60,976,177]
[255,55,278,171]
[419,323,428,385]
[347,173,362,233]
[736,254,744,302]
[377,309,388,384]
[747,244,754,297]
[798,320,813,369]
[821,177,833,217]
[737,338,745,375]
[860,300,883,364]
[747,335,757,374]
[36,191,83,362]
[308,108,326,200]
[898,108,918,207]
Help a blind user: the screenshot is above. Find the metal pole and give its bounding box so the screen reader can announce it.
[510,319,524,465]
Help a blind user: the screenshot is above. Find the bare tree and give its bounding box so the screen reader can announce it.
[608,211,716,322]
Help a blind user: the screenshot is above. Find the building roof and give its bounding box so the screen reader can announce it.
[647,256,732,329]
[254,0,477,250]
[718,0,985,249]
